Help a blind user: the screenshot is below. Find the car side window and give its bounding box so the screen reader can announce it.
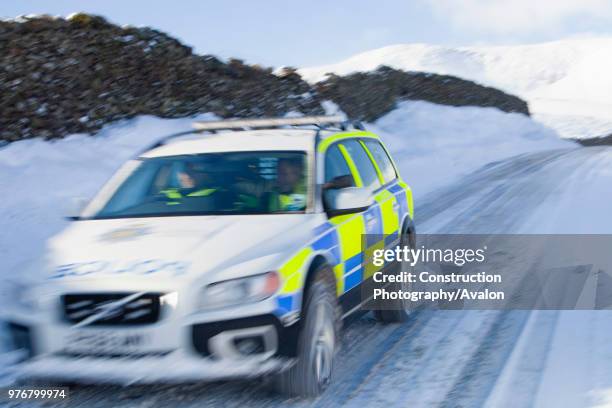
[363,139,397,183]
[340,139,381,190]
[324,144,354,186]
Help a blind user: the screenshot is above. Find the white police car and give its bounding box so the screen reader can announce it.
[3,116,414,397]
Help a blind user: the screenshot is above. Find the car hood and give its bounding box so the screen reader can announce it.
[41,214,324,290]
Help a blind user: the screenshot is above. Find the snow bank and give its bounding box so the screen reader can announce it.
[369,101,575,196]
[300,38,612,139]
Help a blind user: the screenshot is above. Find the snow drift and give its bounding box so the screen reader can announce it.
[300,38,612,139]
[368,101,574,195]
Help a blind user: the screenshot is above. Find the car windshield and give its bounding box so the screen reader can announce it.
[90,151,309,219]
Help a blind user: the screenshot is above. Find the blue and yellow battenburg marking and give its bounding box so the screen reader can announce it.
[274,131,414,318]
[274,180,412,318]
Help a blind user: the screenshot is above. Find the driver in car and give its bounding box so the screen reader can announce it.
[161,163,218,205]
[270,157,307,211]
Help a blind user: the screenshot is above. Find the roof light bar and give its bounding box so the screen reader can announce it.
[192,115,346,131]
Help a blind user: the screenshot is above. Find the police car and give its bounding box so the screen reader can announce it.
[3,116,415,397]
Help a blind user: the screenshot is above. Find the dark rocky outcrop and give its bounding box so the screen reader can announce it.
[573,134,612,146]
[0,14,530,143]
[316,66,530,122]
[0,14,323,141]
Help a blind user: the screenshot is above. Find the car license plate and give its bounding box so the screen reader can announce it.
[64,330,148,354]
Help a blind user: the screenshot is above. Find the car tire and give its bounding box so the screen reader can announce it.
[275,264,339,398]
[374,224,415,323]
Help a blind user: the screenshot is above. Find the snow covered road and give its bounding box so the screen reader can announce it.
[8,145,610,408]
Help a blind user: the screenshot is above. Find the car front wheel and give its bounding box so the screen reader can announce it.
[275,265,339,397]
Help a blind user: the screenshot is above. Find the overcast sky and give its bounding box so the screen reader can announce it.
[4,0,612,67]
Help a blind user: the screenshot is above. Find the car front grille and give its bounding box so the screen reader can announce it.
[62,292,162,326]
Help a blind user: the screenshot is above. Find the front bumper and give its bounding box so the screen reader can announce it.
[3,300,299,384]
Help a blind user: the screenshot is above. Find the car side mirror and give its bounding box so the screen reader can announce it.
[325,187,372,216]
[323,175,354,190]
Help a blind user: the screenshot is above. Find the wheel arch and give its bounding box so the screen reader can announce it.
[301,254,337,308]
[281,252,336,358]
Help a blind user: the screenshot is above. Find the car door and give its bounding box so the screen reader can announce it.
[322,137,401,313]
[322,143,366,302]
[361,138,403,246]
[333,139,389,283]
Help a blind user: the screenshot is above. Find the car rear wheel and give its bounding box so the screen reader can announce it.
[275,265,339,398]
[374,225,415,323]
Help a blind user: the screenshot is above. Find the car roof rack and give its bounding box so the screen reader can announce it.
[192,115,349,131]
[139,115,365,155]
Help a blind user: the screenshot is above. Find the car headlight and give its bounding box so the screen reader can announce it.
[200,271,280,310]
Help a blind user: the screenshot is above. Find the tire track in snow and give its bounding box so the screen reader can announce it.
[331,149,576,407]
[385,149,582,407]
[438,311,531,408]
[483,311,561,408]
[416,149,575,227]
[342,310,502,407]
[433,148,608,407]
[312,310,434,408]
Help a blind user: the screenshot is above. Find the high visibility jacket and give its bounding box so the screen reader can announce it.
[270,183,307,212]
[161,187,217,205]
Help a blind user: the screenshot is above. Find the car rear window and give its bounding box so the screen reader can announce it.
[340,139,381,190]
[363,139,397,183]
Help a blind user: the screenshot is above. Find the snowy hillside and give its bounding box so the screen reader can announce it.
[300,38,612,139]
